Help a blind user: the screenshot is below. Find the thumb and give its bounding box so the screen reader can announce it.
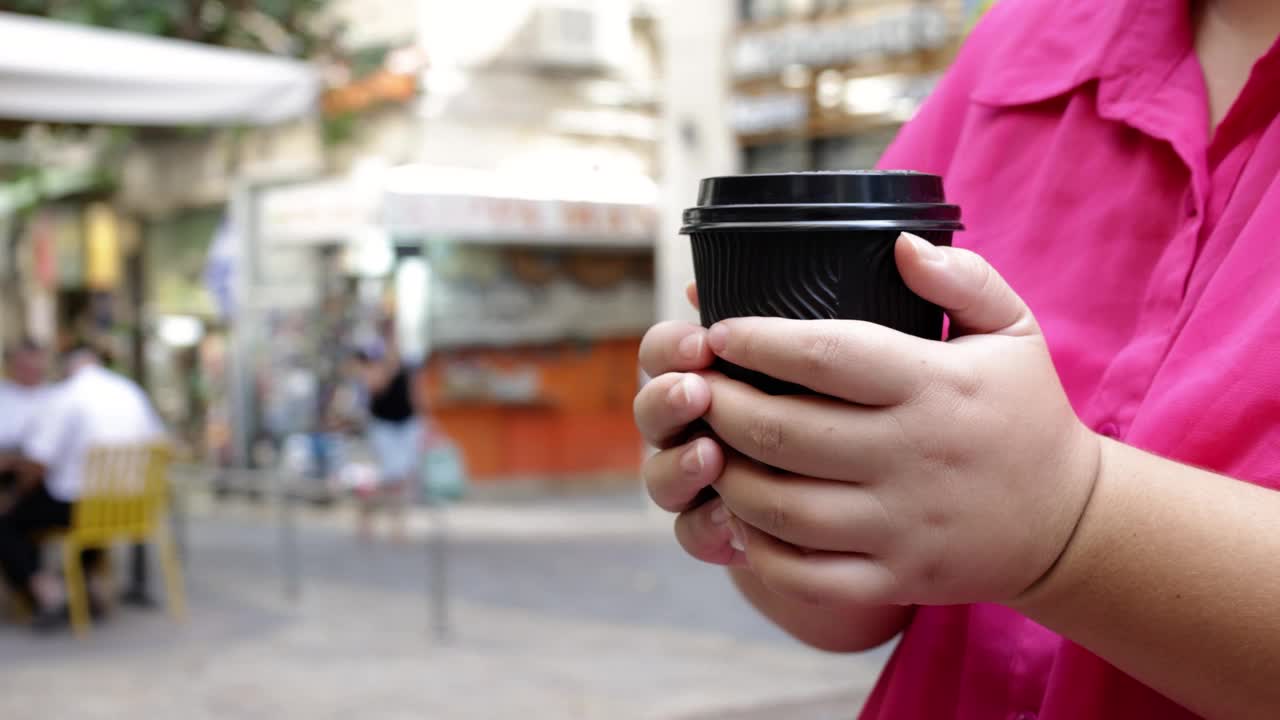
[894,232,1039,338]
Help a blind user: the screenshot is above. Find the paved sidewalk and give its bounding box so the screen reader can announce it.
[0,494,890,719]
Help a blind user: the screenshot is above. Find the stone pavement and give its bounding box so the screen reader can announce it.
[0,491,892,719]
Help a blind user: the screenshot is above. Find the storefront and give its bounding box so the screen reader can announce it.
[0,10,320,413]
[1,179,144,378]
[229,176,383,489]
[382,168,657,484]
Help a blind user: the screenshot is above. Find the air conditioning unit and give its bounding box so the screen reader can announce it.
[524,1,629,73]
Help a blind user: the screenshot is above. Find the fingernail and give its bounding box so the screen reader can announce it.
[708,499,729,526]
[707,323,729,354]
[677,333,703,361]
[679,441,704,475]
[903,232,943,262]
[666,375,693,408]
[727,517,746,552]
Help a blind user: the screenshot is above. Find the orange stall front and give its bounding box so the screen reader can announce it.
[420,337,644,483]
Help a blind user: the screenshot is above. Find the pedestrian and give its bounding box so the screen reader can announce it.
[353,326,420,542]
[636,1,1280,717]
[0,345,165,630]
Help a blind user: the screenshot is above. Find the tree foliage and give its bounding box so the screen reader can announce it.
[0,0,338,57]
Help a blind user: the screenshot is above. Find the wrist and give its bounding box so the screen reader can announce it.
[1011,431,1114,616]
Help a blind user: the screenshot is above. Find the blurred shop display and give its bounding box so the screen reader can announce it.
[235,166,656,487]
[731,0,969,172]
[2,200,143,378]
[380,166,657,484]
[423,245,653,349]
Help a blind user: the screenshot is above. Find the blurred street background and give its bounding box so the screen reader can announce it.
[0,0,992,717]
[2,474,893,719]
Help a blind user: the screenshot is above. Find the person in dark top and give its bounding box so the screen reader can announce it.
[353,333,420,541]
[370,365,414,426]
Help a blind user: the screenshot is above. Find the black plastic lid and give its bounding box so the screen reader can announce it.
[681,171,963,233]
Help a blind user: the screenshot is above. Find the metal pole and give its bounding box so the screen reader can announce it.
[170,464,190,564]
[417,231,451,642]
[277,467,301,603]
[226,182,254,471]
[427,498,450,642]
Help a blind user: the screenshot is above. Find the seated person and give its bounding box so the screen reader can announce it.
[0,346,165,629]
[0,338,50,491]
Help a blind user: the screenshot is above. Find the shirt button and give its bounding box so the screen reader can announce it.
[1011,713,1038,720]
[1099,422,1120,439]
[1184,195,1198,217]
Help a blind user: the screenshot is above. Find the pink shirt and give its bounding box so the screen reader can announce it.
[867,1,1280,718]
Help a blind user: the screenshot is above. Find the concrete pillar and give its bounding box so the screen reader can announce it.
[655,0,739,325]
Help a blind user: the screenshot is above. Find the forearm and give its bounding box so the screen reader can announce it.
[730,567,909,652]
[1016,438,1280,719]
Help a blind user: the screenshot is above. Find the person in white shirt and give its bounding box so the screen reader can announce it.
[0,338,50,484]
[0,346,165,628]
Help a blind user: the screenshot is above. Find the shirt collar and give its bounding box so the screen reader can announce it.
[970,0,1193,109]
[66,363,104,385]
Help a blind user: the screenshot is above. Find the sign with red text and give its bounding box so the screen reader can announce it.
[383,192,655,247]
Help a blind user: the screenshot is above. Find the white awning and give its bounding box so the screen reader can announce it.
[0,12,320,126]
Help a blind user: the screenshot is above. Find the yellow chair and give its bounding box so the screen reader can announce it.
[59,443,186,636]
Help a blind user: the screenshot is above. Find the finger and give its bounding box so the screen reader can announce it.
[714,453,889,553]
[674,497,747,566]
[639,321,714,378]
[634,372,712,448]
[702,372,901,479]
[895,232,1039,338]
[643,436,725,512]
[704,317,941,405]
[686,282,700,311]
[733,520,898,607]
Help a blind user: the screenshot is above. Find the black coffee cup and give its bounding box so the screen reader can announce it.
[681,171,963,395]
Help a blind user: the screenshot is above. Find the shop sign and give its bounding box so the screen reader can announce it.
[259,178,377,245]
[733,5,954,79]
[383,193,656,246]
[732,92,809,135]
[254,245,318,310]
[84,202,121,291]
[27,210,57,290]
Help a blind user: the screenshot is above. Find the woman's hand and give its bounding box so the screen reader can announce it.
[634,285,913,653]
[634,285,750,568]
[706,233,1102,607]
